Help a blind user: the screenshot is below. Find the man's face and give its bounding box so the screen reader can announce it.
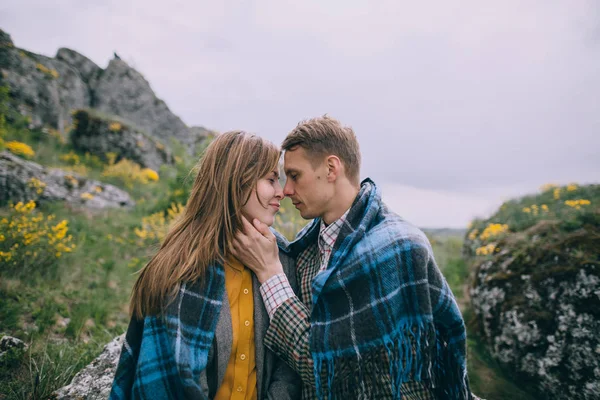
[283,147,332,220]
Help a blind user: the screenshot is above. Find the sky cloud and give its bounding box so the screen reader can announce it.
[1,0,598,227]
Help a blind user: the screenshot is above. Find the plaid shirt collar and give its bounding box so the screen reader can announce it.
[318,209,350,253]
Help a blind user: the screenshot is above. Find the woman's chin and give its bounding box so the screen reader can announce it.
[261,216,274,227]
[249,215,273,227]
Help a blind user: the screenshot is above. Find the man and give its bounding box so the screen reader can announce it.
[232,116,473,399]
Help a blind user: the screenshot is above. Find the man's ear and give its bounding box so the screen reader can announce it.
[325,155,342,182]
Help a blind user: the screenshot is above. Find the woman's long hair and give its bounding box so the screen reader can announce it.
[130,131,280,319]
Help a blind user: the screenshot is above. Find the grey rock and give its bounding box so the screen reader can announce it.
[91,58,193,148]
[56,48,101,84]
[0,151,135,209]
[54,334,124,400]
[71,109,172,171]
[0,335,28,360]
[0,30,89,132]
[470,220,600,400]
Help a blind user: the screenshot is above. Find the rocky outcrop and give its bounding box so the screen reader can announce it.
[470,219,600,399]
[0,151,135,209]
[56,48,102,84]
[54,334,124,399]
[0,28,215,158]
[90,59,194,148]
[0,30,90,132]
[71,109,172,171]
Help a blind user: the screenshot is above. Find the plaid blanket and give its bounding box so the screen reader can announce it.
[109,267,226,399]
[282,178,471,399]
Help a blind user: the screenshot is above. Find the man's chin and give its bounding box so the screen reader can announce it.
[299,210,315,220]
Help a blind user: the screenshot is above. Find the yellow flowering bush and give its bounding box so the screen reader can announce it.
[466,183,599,259]
[0,200,76,276]
[6,141,35,158]
[479,223,509,242]
[59,151,81,165]
[475,244,497,256]
[80,192,94,201]
[565,199,591,210]
[134,202,185,244]
[467,229,479,241]
[553,188,561,200]
[28,177,46,195]
[141,168,159,182]
[102,158,159,188]
[522,204,549,216]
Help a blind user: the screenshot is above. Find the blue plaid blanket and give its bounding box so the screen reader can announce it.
[109,267,226,399]
[283,178,471,399]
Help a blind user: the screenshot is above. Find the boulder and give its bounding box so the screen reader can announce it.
[0,151,135,209]
[0,335,28,361]
[470,219,600,399]
[53,334,124,400]
[71,109,172,171]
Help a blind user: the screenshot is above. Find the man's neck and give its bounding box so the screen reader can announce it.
[322,182,360,225]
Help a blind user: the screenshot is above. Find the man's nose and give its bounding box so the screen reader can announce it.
[274,182,284,199]
[283,181,294,197]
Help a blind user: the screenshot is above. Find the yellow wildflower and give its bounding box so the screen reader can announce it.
[565,199,591,210]
[109,122,122,132]
[28,177,46,194]
[553,188,561,200]
[141,168,159,182]
[0,251,12,261]
[468,229,479,241]
[6,141,35,158]
[59,151,81,165]
[476,244,496,256]
[80,192,94,201]
[479,223,509,241]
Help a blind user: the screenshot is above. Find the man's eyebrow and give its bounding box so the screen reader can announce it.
[284,168,298,176]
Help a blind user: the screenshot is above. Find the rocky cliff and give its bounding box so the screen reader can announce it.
[0,29,211,156]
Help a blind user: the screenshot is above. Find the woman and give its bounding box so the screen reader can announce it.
[110,131,300,399]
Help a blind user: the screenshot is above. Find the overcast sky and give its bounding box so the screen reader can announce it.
[2,0,599,227]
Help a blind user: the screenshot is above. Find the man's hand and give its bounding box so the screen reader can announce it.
[231,217,284,283]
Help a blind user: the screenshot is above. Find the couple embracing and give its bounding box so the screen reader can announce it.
[110,116,474,400]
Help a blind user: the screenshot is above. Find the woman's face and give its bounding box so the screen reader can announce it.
[242,169,283,227]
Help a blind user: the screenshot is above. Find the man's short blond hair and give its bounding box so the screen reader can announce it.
[282,115,361,184]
